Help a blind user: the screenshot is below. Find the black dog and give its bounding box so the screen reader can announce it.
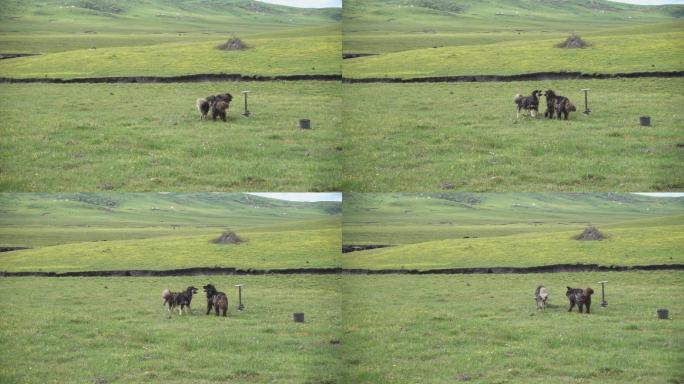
[210,93,233,122]
[514,90,543,118]
[203,284,229,317]
[566,286,594,314]
[162,286,198,315]
[195,93,233,121]
[544,89,576,120]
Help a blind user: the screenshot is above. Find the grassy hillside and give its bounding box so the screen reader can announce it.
[0,0,340,51]
[341,78,684,192]
[0,32,341,78]
[341,272,684,383]
[343,31,684,78]
[342,193,684,269]
[342,0,684,78]
[0,0,341,77]
[0,193,341,271]
[0,82,341,192]
[0,275,343,384]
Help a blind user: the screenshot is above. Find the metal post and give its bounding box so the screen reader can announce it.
[235,284,244,310]
[597,281,607,307]
[581,88,591,115]
[242,91,251,117]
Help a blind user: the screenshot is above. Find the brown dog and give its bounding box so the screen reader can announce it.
[203,284,229,317]
[566,287,594,313]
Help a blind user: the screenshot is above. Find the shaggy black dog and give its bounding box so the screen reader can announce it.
[514,90,543,118]
[566,286,594,314]
[544,89,576,120]
[162,286,198,315]
[195,93,233,121]
[211,100,230,122]
[203,284,229,317]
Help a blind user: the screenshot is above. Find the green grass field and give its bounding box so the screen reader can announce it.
[0,275,343,384]
[341,78,684,192]
[343,0,683,78]
[0,32,341,79]
[0,82,341,192]
[0,193,341,272]
[343,31,684,79]
[340,272,684,384]
[342,193,684,270]
[0,0,341,78]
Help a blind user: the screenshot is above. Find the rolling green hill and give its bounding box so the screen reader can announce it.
[0,193,341,271]
[342,0,684,78]
[343,193,684,269]
[0,0,341,77]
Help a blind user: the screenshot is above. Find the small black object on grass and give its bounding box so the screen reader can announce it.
[293,312,305,323]
[657,309,669,320]
[640,116,651,126]
[299,119,311,129]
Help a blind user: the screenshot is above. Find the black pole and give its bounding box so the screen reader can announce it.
[242,91,251,117]
[598,281,607,307]
[236,284,245,310]
[582,88,591,115]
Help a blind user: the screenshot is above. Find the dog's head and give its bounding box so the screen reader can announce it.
[186,286,198,295]
[215,93,233,104]
[544,89,555,98]
[584,287,594,297]
[203,284,217,296]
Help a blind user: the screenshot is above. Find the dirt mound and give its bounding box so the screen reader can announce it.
[557,34,589,49]
[211,230,244,244]
[574,227,607,241]
[217,37,248,51]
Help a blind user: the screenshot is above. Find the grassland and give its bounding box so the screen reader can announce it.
[340,272,684,384]
[0,32,341,79]
[0,193,341,272]
[343,31,684,79]
[341,78,684,192]
[342,193,684,270]
[0,82,341,192]
[343,0,683,78]
[0,0,341,78]
[0,275,343,384]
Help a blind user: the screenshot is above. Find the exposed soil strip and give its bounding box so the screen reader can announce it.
[342,53,379,60]
[0,53,40,60]
[0,247,32,252]
[342,244,393,253]
[0,74,342,84]
[2,263,682,277]
[0,71,682,84]
[342,71,684,83]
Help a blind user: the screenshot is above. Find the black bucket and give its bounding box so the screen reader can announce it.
[293,312,305,323]
[640,116,651,126]
[299,119,311,129]
[657,309,669,320]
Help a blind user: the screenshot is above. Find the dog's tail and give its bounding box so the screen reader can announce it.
[162,289,172,305]
[514,94,523,105]
[539,287,549,300]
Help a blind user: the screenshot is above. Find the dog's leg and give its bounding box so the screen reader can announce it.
[568,301,575,312]
[222,307,227,317]
[585,301,591,314]
[215,306,220,316]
